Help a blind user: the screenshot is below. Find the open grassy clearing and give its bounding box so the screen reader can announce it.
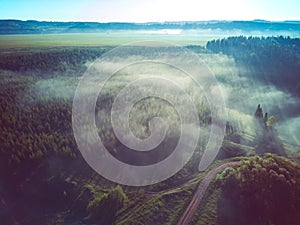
[0,32,225,49]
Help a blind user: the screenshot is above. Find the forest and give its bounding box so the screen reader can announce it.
[1,36,300,224]
[206,36,300,96]
[0,47,108,75]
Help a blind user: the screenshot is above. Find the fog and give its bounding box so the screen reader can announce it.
[87,53,212,166]
[23,45,300,157]
[202,52,300,152]
[29,76,78,101]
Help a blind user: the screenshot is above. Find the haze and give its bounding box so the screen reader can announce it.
[0,0,299,22]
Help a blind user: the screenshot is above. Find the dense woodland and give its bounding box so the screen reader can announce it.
[206,36,300,95]
[0,47,108,165]
[0,47,108,75]
[217,154,300,225]
[1,36,300,224]
[0,72,76,164]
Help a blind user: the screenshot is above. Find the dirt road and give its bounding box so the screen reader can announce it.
[177,161,241,225]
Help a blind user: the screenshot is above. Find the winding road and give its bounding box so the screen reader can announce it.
[177,161,242,225]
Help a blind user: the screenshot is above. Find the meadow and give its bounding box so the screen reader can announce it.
[0,31,224,50]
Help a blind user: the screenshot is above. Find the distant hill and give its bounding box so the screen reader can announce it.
[0,20,300,34]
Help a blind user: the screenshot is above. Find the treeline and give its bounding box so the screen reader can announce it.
[206,36,300,95]
[0,47,109,75]
[2,20,300,35]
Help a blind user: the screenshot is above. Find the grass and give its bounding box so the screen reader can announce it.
[114,158,246,225]
[0,32,225,49]
[192,188,222,225]
[116,178,197,225]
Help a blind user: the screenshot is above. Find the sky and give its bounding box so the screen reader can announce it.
[0,0,299,22]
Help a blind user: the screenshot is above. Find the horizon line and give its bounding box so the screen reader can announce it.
[1,19,300,24]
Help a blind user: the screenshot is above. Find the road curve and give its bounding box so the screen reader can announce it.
[177,161,242,225]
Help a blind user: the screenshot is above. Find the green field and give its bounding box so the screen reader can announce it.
[0,32,224,49]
